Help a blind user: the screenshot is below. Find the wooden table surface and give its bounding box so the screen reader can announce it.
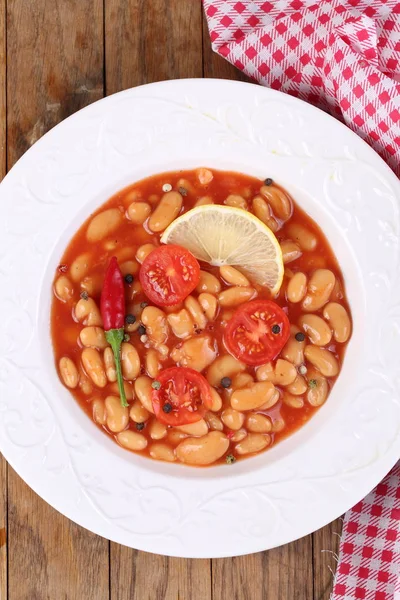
[0,1,342,598]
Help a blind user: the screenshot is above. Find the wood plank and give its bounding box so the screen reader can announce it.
[106,2,211,598]
[8,471,109,600]
[0,0,7,597]
[105,0,203,94]
[6,1,108,598]
[0,456,7,600]
[202,13,253,82]
[110,548,212,600]
[212,537,313,600]
[313,519,342,600]
[7,0,104,167]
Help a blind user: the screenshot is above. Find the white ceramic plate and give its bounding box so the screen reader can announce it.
[1,79,400,558]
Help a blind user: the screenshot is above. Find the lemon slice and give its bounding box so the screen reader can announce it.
[160,205,284,294]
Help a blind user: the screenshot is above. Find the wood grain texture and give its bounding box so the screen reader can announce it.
[105,0,203,94]
[8,471,109,600]
[0,0,7,597]
[6,1,109,598]
[7,0,104,166]
[110,547,212,600]
[313,519,342,600]
[212,536,313,600]
[0,456,7,600]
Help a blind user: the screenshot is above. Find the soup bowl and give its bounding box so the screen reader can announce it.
[0,79,399,557]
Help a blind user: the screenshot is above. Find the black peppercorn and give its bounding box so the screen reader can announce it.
[221,377,232,388]
[135,422,145,431]
[264,178,273,186]
[272,324,281,334]
[163,403,173,413]
[295,332,306,342]
[125,313,136,325]
[125,274,134,284]
[137,325,146,336]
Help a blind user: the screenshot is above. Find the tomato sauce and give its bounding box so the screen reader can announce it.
[51,168,351,466]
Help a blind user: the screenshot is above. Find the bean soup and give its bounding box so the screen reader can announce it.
[51,168,352,466]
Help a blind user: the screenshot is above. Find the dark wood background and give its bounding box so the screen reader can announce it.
[0,1,342,598]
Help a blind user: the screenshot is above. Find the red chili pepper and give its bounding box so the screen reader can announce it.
[100,257,128,408]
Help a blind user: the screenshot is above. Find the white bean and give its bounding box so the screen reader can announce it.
[302,269,335,312]
[323,302,351,343]
[149,419,167,440]
[206,355,245,387]
[196,271,221,294]
[59,357,79,388]
[148,191,182,232]
[129,400,150,423]
[92,398,106,425]
[117,430,148,451]
[150,443,176,462]
[54,276,74,302]
[142,306,169,345]
[304,345,339,377]
[74,298,103,327]
[105,396,129,433]
[134,376,155,413]
[221,408,245,431]
[231,381,276,411]
[80,326,108,350]
[287,272,307,303]
[246,413,272,433]
[220,265,249,286]
[87,208,122,242]
[127,201,151,224]
[286,223,317,251]
[235,433,271,455]
[176,419,208,436]
[121,342,141,380]
[81,348,107,388]
[70,253,91,283]
[299,314,332,346]
[218,286,256,307]
[176,431,229,465]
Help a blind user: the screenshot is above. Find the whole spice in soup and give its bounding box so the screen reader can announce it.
[226,454,236,464]
[100,256,128,408]
[295,332,305,342]
[125,313,136,324]
[264,178,273,186]
[221,377,232,388]
[124,274,134,284]
[137,325,146,336]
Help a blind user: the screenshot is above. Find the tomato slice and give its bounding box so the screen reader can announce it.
[152,367,213,426]
[224,300,290,366]
[139,244,200,306]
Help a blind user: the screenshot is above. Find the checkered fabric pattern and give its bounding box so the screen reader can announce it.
[204,2,400,597]
[203,0,400,176]
[333,463,400,599]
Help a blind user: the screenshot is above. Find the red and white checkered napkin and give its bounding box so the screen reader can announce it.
[204,2,400,597]
[333,463,400,599]
[203,0,400,176]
